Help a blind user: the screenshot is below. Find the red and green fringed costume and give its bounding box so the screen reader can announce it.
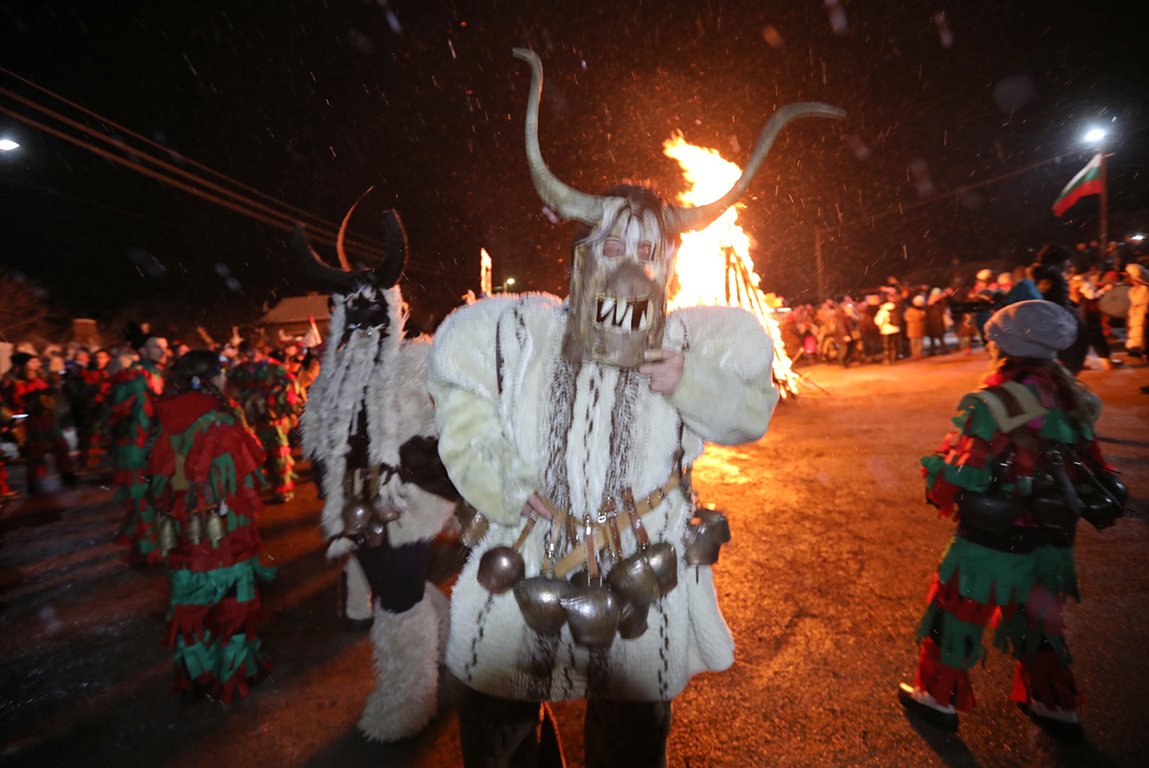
[914,362,1107,714]
[149,391,275,703]
[228,360,302,499]
[1,374,75,486]
[64,367,110,469]
[110,360,165,561]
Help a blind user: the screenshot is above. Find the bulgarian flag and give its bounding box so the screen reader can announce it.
[1052,153,1102,216]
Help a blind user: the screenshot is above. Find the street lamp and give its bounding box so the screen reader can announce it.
[494,277,516,293]
[1084,127,1109,255]
[0,139,19,151]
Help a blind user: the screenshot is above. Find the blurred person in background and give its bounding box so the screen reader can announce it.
[905,294,928,361]
[1125,263,1149,360]
[925,288,951,356]
[1,352,77,494]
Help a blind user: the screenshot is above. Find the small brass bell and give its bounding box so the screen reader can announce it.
[205,509,226,548]
[185,513,204,546]
[158,515,178,555]
[456,500,490,548]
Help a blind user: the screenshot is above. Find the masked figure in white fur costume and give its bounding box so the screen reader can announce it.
[428,48,845,766]
[294,202,457,743]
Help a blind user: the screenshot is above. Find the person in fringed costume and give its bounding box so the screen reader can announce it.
[899,300,1128,741]
[428,49,844,766]
[148,350,275,703]
[110,326,169,560]
[295,200,458,741]
[63,348,112,470]
[229,340,302,503]
[1,352,77,495]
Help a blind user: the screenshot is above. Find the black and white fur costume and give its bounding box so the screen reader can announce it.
[296,216,456,743]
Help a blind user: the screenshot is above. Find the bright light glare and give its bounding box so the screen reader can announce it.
[1084,129,1106,143]
[1133,235,1145,242]
[0,139,19,151]
[506,277,515,285]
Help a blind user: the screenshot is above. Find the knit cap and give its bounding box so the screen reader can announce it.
[983,300,1077,359]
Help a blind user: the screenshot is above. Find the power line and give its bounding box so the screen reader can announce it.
[0,65,383,245]
[0,85,388,257]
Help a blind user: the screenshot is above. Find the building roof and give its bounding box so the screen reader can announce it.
[259,293,330,325]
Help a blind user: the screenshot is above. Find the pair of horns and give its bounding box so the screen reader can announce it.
[512,47,846,234]
[291,188,408,291]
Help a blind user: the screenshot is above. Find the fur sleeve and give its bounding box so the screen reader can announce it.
[427,298,541,526]
[665,306,779,446]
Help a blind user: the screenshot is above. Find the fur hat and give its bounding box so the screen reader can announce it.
[10,352,34,368]
[984,300,1077,360]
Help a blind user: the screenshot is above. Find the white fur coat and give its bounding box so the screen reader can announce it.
[301,286,455,555]
[427,294,779,702]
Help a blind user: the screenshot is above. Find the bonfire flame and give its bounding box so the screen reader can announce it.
[664,133,799,397]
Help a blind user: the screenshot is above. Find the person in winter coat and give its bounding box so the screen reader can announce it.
[1031,246,1086,373]
[905,295,928,361]
[859,296,883,361]
[875,299,901,365]
[1126,263,1149,358]
[925,288,950,356]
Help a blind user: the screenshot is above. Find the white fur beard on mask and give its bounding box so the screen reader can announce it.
[303,285,407,541]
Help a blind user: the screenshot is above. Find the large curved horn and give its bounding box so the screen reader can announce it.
[666,102,847,234]
[372,210,408,288]
[513,48,604,226]
[291,224,363,291]
[336,186,375,270]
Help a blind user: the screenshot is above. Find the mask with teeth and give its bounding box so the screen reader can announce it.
[511,48,847,367]
[562,189,675,368]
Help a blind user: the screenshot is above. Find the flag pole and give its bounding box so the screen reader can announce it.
[1099,140,1108,256]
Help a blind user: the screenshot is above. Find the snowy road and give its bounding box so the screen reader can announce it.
[2,353,1147,767]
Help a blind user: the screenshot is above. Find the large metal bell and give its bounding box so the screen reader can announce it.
[514,576,571,635]
[562,583,620,649]
[617,599,650,640]
[372,495,401,524]
[477,546,526,594]
[644,542,678,594]
[682,509,731,566]
[365,518,388,548]
[342,499,373,536]
[606,552,660,606]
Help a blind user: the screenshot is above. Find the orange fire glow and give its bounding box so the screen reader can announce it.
[663,133,799,396]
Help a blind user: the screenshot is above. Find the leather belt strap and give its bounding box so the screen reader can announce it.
[552,470,686,578]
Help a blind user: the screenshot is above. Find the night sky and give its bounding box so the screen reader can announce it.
[1,0,1146,336]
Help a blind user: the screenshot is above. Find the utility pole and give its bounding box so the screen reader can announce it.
[814,226,825,303]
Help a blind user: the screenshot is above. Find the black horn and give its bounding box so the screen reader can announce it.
[291,224,363,291]
[666,102,846,234]
[373,210,408,288]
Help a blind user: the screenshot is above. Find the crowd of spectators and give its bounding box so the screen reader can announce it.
[775,242,1149,373]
